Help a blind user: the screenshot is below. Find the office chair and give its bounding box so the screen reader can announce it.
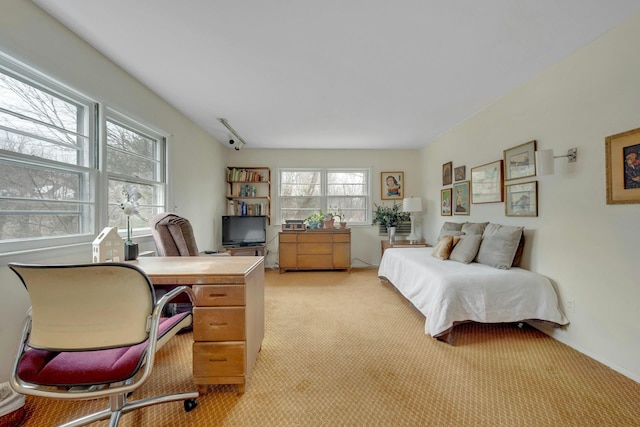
[8,263,199,427]
[149,212,200,256]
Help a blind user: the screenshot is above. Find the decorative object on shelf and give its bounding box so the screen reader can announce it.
[402,197,423,244]
[471,160,504,204]
[442,162,453,186]
[504,140,537,181]
[605,127,640,204]
[120,184,142,261]
[92,227,123,262]
[505,181,538,217]
[381,171,404,200]
[373,202,410,240]
[454,165,466,182]
[453,181,470,216]
[441,188,452,216]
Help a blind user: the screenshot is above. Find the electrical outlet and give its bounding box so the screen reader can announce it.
[566,298,575,314]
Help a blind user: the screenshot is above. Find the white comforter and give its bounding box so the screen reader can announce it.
[378,247,569,340]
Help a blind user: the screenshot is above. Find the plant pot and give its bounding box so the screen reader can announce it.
[323,219,335,229]
[339,221,347,229]
[388,226,396,242]
[125,243,139,261]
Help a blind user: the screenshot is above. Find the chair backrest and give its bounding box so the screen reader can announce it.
[149,212,200,256]
[9,263,154,351]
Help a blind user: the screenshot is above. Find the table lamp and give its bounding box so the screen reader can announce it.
[403,197,423,244]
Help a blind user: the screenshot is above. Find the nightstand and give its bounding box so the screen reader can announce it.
[381,240,429,256]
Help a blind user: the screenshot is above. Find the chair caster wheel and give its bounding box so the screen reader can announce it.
[184,399,198,412]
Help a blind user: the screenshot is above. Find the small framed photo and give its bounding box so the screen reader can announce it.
[471,160,504,204]
[605,127,640,204]
[454,165,466,181]
[453,181,470,216]
[441,188,452,216]
[381,171,404,200]
[504,140,537,181]
[505,181,538,217]
[442,161,452,186]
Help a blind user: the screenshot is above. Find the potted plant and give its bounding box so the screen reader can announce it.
[323,210,336,229]
[334,207,347,229]
[372,202,409,241]
[119,184,142,260]
[305,211,325,229]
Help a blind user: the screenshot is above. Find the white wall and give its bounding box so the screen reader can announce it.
[419,13,640,381]
[0,1,227,381]
[226,148,422,268]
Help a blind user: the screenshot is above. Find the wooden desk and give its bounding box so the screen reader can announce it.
[131,256,264,394]
[381,240,429,256]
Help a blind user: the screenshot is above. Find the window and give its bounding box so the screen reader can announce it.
[105,111,166,237]
[0,53,167,253]
[0,56,97,251]
[279,168,370,224]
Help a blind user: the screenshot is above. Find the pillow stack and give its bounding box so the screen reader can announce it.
[432,221,524,269]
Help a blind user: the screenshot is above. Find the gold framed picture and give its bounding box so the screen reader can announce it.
[504,140,536,181]
[381,171,404,200]
[606,127,640,204]
[442,162,452,186]
[505,181,538,217]
[471,160,503,204]
[454,165,466,181]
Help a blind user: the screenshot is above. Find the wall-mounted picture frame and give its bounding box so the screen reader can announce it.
[605,127,640,204]
[505,181,538,217]
[454,165,466,182]
[504,140,537,181]
[442,161,452,186]
[453,181,470,215]
[381,171,404,200]
[471,160,504,204]
[441,188,452,216]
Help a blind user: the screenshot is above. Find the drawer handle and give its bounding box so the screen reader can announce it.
[208,293,228,298]
[209,358,227,363]
[210,322,228,326]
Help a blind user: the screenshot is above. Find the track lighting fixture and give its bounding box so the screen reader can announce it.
[217,118,247,151]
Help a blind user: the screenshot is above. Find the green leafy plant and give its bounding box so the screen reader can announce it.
[372,202,409,228]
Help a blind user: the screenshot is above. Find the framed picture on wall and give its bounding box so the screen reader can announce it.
[471,160,504,204]
[441,188,452,216]
[442,162,452,186]
[453,181,470,215]
[505,181,538,217]
[605,127,640,204]
[381,171,404,200]
[504,140,537,181]
[454,165,466,181]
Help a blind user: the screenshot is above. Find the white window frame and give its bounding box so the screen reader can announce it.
[277,167,371,226]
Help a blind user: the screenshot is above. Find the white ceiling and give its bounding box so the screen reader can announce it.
[34,0,640,150]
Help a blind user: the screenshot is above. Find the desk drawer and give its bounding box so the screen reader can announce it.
[193,342,245,377]
[193,285,245,306]
[193,307,246,341]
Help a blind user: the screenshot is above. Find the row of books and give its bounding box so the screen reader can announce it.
[227,200,268,216]
[227,168,265,182]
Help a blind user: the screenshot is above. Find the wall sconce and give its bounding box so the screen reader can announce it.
[535,148,577,176]
[402,196,423,244]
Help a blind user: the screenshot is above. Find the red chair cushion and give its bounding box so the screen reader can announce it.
[17,312,190,387]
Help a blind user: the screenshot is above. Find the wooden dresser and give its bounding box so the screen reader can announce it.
[278,229,351,273]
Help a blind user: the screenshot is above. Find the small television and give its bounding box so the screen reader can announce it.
[222,216,267,247]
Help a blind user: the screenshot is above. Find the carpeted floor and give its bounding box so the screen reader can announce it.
[14,268,640,426]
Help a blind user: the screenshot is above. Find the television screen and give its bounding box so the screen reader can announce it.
[222,216,267,246]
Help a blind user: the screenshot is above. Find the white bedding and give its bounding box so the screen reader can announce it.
[378,247,569,341]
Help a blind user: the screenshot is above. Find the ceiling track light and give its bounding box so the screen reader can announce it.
[217,118,246,151]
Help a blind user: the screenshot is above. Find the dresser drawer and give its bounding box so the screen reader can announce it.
[298,233,332,243]
[193,285,245,306]
[298,242,332,254]
[193,307,246,341]
[333,233,350,243]
[298,254,332,268]
[193,342,245,377]
[279,233,298,243]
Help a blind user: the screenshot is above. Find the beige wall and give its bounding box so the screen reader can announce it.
[419,13,640,381]
[223,148,422,268]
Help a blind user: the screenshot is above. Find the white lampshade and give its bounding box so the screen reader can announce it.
[535,149,555,176]
[402,197,422,213]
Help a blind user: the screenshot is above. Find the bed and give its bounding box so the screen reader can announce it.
[378,246,569,343]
